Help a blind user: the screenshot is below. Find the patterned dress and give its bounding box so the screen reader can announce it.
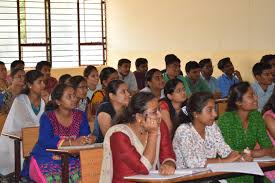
[24,109,91,183]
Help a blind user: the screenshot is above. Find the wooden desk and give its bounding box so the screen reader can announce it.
[125,162,275,183]
[2,131,22,183]
[47,143,103,183]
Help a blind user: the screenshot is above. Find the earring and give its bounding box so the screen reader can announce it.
[139,127,145,135]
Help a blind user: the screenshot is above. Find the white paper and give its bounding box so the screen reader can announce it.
[207,162,264,176]
[58,143,103,150]
[253,156,275,162]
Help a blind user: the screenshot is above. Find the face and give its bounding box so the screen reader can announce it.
[12,70,25,88]
[86,69,99,88]
[143,98,161,122]
[201,62,213,77]
[57,87,78,110]
[110,83,130,106]
[103,72,119,87]
[75,80,88,99]
[40,66,51,80]
[148,71,165,90]
[256,69,273,85]
[29,76,45,95]
[166,62,181,79]
[118,63,131,76]
[0,64,7,79]
[168,82,186,103]
[188,68,201,81]
[270,59,275,77]
[222,62,234,76]
[137,63,148,73]
[195,99,217,126]
[237,87,258,111]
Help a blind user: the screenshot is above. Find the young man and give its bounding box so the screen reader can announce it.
[260,54,275,83]
[133,58,148,90]
[185,61,210,94]
[10,60,25,73]
[217,57,242,98]
[36,61,57,94]
[251,62,274,112]
[117,58,138,94]
[0,61,8,91]
[162,54,191,96]
[199,58,221,98]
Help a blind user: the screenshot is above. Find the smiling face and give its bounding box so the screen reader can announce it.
[255,68,273,86]
[237,87,258,111]
[168,82,186,103]
[118,63,131,77]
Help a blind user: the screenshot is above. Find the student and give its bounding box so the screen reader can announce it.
[0,68,25,114]
[199,58,221,98]
[10,60,25,72]
[218,82,274,183]
[58,74,71,84]
[117,58,138,94]
[0,70,45,175]
[159,78,188,137]
[217,57,242,98]
[22,84,95,182]
[93,80,130,143]
[173,92,241,169]
[140,69,165,99]
[185,61,211,94]
[162,54,191,96]
[260,54,275,83]
[100,92,176,183]
[251,62,274,112]
[134,58,148,90]
[36,61,58,94]
[0,61,8,91]
[83,65,101,100]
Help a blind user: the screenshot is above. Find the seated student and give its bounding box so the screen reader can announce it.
[22,84,95,182]
[0,70,45,175]
[173,92,241,169]
[134,58,148,90]
[162,54,191,96]
[93,80,129,143]
[199,58,221,98]
[100,92,176,183]
[118,58,138,94]
[36,61,57,94]
[218,82,274,183]
[0,61,8,91]
[251,62,274,112]
[260,54,275,83]
[90,67,119,115]
[140,69,165,99]
[185,61,211,94]
[83,65,101,100]
[159,79,188,137]
[10,60,25,72]
[0,68,25,114]
[58,74,71,84]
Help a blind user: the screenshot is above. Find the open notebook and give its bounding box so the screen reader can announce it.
[58,143,103,150]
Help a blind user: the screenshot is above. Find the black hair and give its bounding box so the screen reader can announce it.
[185,61,200,73]
[260,54,275,65]
[187,92,214,121]
[165,54,181,66]
[262,89,275,114]
[35,61,52,71]
[83,65,97,78]
[145,68,161,86]
[69,75,86,89]
[59,74,72,84]
[105,79,125,100]
[10,60,24,72]
[227,81,250,112]
[45,84,72,111]
[199,58,212,68]
[0,61,5,66]
[252,62,272,76]
[135,58,148,69]
[118,58,131,67]
[21,70,44,94]
[99,67,117,86]
[116,92,156,124]
[10,68,24,78]
[217,57,232,71]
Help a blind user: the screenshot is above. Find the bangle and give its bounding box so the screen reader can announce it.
[68,139,72,146]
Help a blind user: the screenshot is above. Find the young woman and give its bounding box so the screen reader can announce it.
[22,84,95,182]
[0,70,45,175]
[83,65,101,100]
[93,80,130,143]
[218,82,274,183]
[58,74,71,84]
[0,68,25,114]
[159,78,188,137]
[0,61,8,91]
[173,92,241,169]
[100,92,176,183]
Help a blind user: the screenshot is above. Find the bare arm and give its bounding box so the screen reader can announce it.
[98,112,112,136]
[264,115,275,139]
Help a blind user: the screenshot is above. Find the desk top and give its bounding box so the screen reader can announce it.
[2,131,22,140]
[47,143,103,155]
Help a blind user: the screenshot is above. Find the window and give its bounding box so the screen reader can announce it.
[0,0,106,68]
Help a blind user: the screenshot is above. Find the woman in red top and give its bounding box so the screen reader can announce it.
[100,92,176,183]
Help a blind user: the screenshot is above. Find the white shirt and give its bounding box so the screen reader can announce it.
[119,72,138,92]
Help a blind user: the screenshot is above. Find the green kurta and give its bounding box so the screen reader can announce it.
[218,110,272,183]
